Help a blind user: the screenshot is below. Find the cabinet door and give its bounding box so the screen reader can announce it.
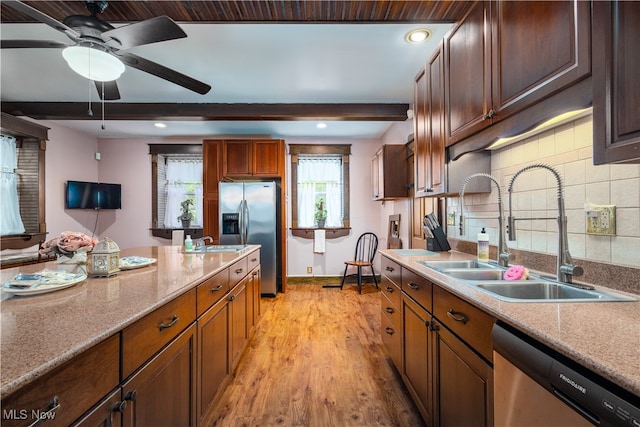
[414,66,430,197]
[72,389,123,427]
[371,150,381,200]
[445,1,492,145]
[252,139,282,176]
[401,295,433,425]
[222,140,252,177]
[491,0,591,121]
[433,321,493,427]
[122,324,197,427]
[229,279,248,369]
[247,267,261,332]
[197,297,230,425]
[593,1,640,164]
[427,44,446,194]
[203,140,222,241]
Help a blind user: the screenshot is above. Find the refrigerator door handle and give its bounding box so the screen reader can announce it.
[242,199,249,245]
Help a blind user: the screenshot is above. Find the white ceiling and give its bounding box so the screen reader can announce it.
[1,21,452,139]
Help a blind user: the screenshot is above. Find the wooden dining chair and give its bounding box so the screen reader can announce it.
[340,232,379,294]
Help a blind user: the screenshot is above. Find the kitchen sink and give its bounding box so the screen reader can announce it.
[417,260,497,270]
[473,281,636,303]
[441,269,507,281]
[186,245,248,253]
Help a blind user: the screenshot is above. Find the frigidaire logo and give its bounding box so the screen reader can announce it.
[559,372,587,394]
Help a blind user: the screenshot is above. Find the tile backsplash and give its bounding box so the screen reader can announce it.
[447,115,640,270]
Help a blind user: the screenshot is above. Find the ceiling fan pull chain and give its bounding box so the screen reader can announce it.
[87,77,93,117]
[101,82,106,130]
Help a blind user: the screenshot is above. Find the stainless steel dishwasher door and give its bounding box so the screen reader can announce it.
[494,351,592,427]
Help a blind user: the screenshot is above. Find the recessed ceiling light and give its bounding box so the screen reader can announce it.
[316,123,327,129]
[154,122,167,128]
[405,28,432,44]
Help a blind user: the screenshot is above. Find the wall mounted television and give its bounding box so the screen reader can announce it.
[65,181,122,210]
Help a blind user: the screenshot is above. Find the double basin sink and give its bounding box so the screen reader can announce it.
[417,260,635,303]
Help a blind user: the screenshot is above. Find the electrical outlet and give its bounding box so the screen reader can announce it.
[586,205,616,235]
[307,266,312,274]
[447,211,456,226]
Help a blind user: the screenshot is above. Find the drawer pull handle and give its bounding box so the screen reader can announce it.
[385,307,394,314]
[27,396,60,427]
[447,309,468,324]
[385,327,394,335]
[235,268,244,274]
[251,258,258,262]
[408,282,420,290]
[210,284,223,293]
[385,266,394,272]
[158,315,179,331]
[385,286,394,293]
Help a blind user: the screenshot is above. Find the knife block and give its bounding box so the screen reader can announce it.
[426,226,451,252]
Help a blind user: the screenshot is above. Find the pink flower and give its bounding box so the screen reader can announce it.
[39,231,98,257]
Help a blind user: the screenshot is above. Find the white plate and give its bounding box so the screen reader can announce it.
[2,271,87,296]
[119,256,157,270]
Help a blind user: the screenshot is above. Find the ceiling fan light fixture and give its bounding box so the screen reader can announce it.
[62,45,125,82]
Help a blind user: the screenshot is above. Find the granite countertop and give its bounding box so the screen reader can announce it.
[0,245,259,399]
[380,249,640,398]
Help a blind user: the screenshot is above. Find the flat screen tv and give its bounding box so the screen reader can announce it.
[65,181,122,209]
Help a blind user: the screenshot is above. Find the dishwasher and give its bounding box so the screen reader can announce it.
[492,323,640,427]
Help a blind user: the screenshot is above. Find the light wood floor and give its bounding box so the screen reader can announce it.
[206,283,426,426]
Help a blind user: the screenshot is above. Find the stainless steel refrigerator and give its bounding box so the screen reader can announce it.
[219,181,280,296]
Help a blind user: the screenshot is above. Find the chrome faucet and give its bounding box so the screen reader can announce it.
[459,173,511,267]
[195,236,214,249]
[507,164,583,284]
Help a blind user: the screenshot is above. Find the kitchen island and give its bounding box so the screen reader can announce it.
[379,248,640,426]
[1,244,261,426]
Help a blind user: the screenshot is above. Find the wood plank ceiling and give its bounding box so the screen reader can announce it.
[1,1,471,123]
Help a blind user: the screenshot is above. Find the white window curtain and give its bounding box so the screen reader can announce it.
[297,156,342,227]
[164,159,203,228]
[0,135,26,235]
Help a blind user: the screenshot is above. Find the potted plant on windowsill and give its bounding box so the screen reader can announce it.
[178,199,194,229]
[314,199,327,228]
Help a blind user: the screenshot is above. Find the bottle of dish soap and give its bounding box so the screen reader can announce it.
[184,235,193,252]
[477,228,489,262]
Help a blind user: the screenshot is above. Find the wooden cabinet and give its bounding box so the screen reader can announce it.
[72,389,123,427]
[593,1,640,164]
[203,140,222,242]
[222,139,284,178]
[247,266,261,333]
[371,145,407,200]
[1,335,120,427]
[432,319,493,427]
[228,277,248,370]
[381,257,402,370]
[445,0,591,145]
[414,42,446,197]
[122,324,197,427]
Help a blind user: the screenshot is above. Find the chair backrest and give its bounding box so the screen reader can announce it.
[353,232,378,263]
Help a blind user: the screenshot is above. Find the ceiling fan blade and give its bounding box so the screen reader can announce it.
[94,80,121,101]
[2,1,80,42]
[1,40,68,49]
[102,16,187,50]
[118,52,211,95]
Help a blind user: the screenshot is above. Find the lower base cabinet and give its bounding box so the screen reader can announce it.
[121,324,197,427]
[72,389,124,427]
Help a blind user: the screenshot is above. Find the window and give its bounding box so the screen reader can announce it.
[149,144,204,239]
[290,144,350,236]
[0,135,26,235]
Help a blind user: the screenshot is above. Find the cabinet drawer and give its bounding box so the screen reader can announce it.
[2,335,119,427]
[381,274,401,310]
[229,257,249,286]
[381,307,402,370]
[381,256,401,287]
[381,290,401,329]
[197,268,230,316]
[402,268,433,312]
[247,249,260,272]
[433,285,495,362]
[122,289,196,378]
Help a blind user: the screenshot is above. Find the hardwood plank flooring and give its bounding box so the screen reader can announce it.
[205,283,425,426]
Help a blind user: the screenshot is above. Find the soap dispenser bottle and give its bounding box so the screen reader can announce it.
[477,228,489,262]
[184,235,193,251]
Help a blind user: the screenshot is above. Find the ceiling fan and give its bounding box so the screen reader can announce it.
[1,0,212,100]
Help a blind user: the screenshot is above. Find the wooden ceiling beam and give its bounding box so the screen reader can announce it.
[1,102,410,122]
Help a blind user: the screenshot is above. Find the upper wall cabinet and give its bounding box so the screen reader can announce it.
[445,0,591,146]
[592,1,640,165]
[371,145,408,201]
[222,139,284,178]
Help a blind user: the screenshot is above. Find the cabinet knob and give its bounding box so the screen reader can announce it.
[483,109,496,120]
[113,400,127,413]
[385,286,394,293]
[124,390,138,401]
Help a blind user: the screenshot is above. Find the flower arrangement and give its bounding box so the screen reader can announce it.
[314,198,327,227]
[39,231,98,258]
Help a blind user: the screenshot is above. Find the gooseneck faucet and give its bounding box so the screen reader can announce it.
[507,164,583,284]
[459,173,511,267]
